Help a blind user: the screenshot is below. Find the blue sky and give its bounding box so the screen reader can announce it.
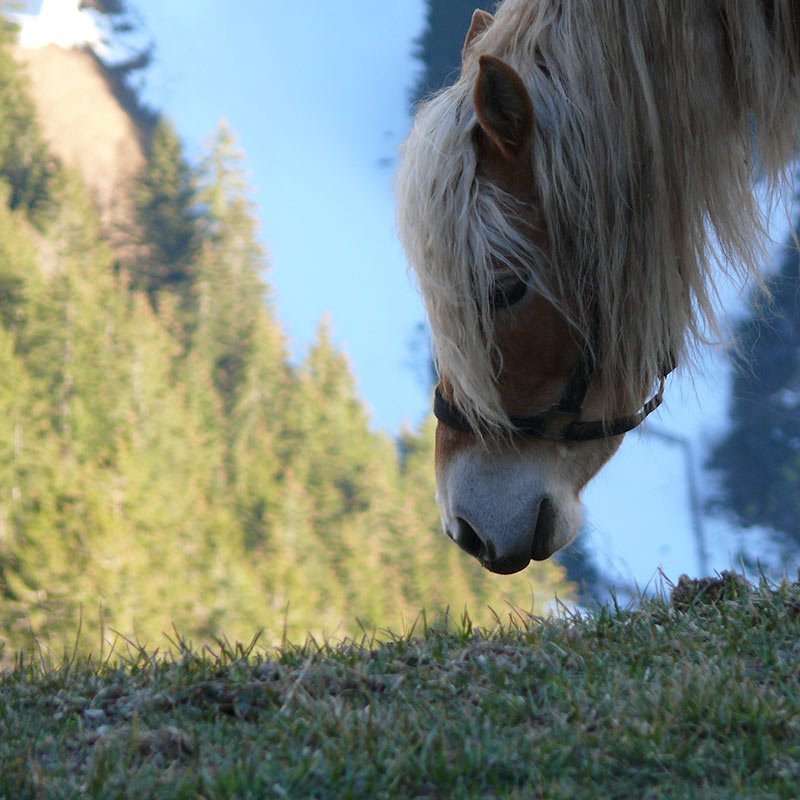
[133,0,429,434]
[124,1,797,589]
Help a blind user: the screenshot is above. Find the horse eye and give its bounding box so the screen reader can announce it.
[491,277,528,309]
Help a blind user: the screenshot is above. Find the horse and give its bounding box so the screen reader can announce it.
[397,0,800,574]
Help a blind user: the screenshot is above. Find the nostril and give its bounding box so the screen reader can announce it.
[448,499,559,571]
[531,497,557,561]
[452,517,487,560]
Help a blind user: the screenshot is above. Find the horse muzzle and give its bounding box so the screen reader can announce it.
[446,495,561,574]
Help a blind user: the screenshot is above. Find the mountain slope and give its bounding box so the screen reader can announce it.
[13,43,144,229]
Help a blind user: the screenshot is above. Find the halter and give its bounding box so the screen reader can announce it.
[433,345,672,442]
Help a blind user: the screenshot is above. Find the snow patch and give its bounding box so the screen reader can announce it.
[10,0,107,55]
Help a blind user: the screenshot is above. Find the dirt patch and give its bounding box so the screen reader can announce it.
[670,571,752,611]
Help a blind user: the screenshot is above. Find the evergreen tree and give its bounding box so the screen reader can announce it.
[0,22,58,220]
[229,312,290,551]
[412,0,494,105]
[294,321,378,534]
[132,118,198,304]
[81,0,134,24]
[17,173,131,463]
[81,0,159,135]
[193,122,269,415]
[0,177,119,648]
[708,231,800,543]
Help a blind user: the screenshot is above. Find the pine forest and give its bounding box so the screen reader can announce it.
[0,20,570,662]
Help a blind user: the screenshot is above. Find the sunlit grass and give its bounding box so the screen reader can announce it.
[2,573,800,799]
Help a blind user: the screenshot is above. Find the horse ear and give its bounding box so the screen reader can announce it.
[462,9,494,58]
[473,55,534,160]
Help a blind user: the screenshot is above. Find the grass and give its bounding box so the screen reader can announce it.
[2,571,800,799]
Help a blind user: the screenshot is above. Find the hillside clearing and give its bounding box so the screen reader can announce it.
[1,572,799,799]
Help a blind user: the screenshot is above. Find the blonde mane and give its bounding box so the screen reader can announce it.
[397,0,800,435]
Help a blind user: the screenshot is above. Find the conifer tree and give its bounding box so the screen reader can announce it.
[132,118,198,304]
[709,232,800,543]
[193,122,269,416]
[0,178,119,649]
[17,173,130,463]
[412,0,494,105]
[189,121,288,554]
[0,23,58,220]
[294,320,378,536]
[229,313,289,551]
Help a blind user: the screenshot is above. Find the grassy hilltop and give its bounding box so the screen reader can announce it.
[2,572,800,799]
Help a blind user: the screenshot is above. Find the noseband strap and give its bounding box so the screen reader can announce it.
[433,349,671,442]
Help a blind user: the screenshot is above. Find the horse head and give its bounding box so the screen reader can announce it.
[432,46,641,573]
[398,2,800,574]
